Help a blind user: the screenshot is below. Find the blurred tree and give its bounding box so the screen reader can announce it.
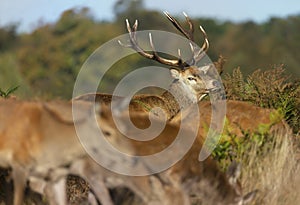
[53,7,94,35]
[16,8,101,98]
[113,0,145,19]
[0,23,19,51]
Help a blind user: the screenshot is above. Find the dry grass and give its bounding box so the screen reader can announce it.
[240,132,300,205]
[222,65,300,204]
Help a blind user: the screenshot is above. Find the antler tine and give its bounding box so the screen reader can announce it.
[199,25,209,53]
[178,49,182,59]
[164,11,194,41]
[120,18,185,68]
[183,12,194,39]
[193,25,210,63]
[149,33,185,66]
[127,19,139,43]
[118,19,139,48]
[164,11,210,65]
[132,19,138,32]
[123,19,154,59]
[189,42,195,53]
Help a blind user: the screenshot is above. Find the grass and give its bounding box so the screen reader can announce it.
[241,132,300,205]
[0,85,19,98]
[212,64,300,203]
[213,128,300,205]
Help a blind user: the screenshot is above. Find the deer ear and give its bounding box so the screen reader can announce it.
[170,69,180,79]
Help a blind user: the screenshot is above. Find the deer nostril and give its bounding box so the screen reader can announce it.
[103,130,111,137]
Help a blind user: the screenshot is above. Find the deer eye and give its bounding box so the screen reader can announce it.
[187,77,196,81]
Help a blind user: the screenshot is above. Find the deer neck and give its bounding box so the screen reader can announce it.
[161,80,198,119]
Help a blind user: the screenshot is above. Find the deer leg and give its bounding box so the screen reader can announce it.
[86,175,114,205]
[44,177,67,205]
[88,191,98,205]
[11,163,27,205]
[28,176,47,195]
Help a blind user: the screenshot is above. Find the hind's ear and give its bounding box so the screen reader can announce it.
[170,69,180,79]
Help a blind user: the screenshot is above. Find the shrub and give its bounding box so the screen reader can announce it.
[224,65,300,133]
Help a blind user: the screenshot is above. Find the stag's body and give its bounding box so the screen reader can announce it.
[172,99,291,141]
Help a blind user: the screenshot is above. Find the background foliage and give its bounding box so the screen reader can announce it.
[0,1,299,99]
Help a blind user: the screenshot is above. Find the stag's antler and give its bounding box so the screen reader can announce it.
[163,11,209,65]
[118,19,187,68]
[119,12,209,69]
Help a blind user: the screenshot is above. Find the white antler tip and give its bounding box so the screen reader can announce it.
[125,19,130,27]
[132,19,138,30]
[149,33,155,49]
[177,49,181,57]
[189,42,195,52]
[199,25,204,32]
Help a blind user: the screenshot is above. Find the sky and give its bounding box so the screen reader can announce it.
[0,0,299,32]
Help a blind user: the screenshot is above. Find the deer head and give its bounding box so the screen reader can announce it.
[118,12,221,103]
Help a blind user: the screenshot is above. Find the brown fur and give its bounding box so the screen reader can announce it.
[73,64,219,121]
[72,106,256,205]
[0,99,89,205]
[172,100,291,142]
[0,98,257,205]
